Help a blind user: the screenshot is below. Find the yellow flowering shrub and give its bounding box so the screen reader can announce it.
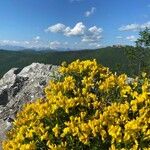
[2,60,150,150]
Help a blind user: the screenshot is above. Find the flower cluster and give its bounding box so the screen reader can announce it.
[2,60,150,150]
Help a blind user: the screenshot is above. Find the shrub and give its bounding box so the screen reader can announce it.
[2,60,150,150]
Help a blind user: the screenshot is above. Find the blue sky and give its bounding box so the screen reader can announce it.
[0,0,149,49]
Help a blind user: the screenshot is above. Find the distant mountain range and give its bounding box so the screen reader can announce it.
[0,45,26,51]
[0,44,72,51]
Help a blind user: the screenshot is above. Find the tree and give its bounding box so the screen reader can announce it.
[136,27,150,48]
[125,28,150,75]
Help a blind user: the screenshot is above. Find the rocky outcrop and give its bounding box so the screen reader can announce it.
[0,63,58,148]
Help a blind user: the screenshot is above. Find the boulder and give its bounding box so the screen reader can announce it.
[0,63,58,149]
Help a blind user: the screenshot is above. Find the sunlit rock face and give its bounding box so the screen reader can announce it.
[0,63,58,148]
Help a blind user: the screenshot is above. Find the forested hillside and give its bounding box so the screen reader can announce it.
[1,45,150,78]
[0,47,129,78]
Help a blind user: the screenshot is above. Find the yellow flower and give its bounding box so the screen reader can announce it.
[79,133,89,144]
[110,144,116,150]
[52,124,59,137]
[108,125,121,142]
[2,60,150,150]
[61,127,70,137]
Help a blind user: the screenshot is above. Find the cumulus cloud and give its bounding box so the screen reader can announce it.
[45,22,103,43]
[82,26,102,42]
[45,23,66,33]
[65,22,86,36]
[45,22,86,36]
[126,35,137,42]
[119,21,150,31]
[85,7,96,17]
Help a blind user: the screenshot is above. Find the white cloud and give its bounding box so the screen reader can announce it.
[49,41,61,49]
[24,41,30,45]
[45,23,66,33]
[85,7,96,17]
[126,35,137,42]
[49,41,69,49]
[33,36,40,43]
[49,40,103,50]
[89,42,101,48]
[119,21,150,31]
[12,41,20,44]
[46,22,86,36]
[0,39,47,48]
[0,40,20,45]
[116,36,123,39]
[82,26,103,42]
[89,26,102,33]
[45,22,103,43]
[65,22,86,36]
[119,24,139,31]
[34,36,40,40]
[1,40,10,44]
[141,21,150,29]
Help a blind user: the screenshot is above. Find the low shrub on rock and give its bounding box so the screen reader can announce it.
[2,60,150,150]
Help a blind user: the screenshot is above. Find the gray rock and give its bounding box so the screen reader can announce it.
[0,63,58,149]
[0,68,20,88]
[0,68,20,106]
